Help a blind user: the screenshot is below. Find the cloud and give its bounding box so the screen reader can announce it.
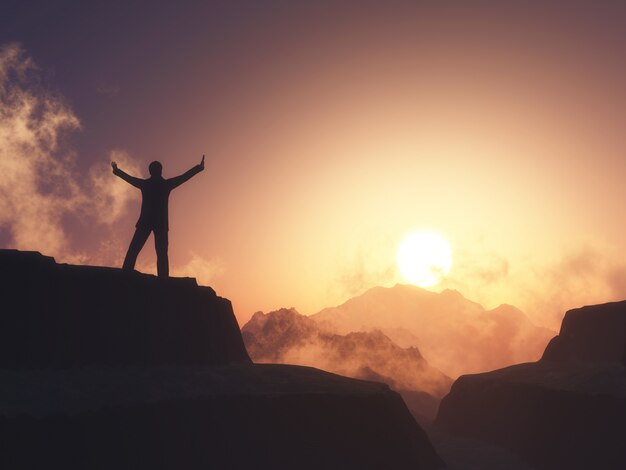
[471,255,510,283]
[88,150,140,225]
[171,251,225,286]
[329,234,399,301]
[607,265,626,296]
[441,250,511,299]
[0,43,223,287]
[445,244,626,330]
[0,43,138,261]
[529,245,626,327]
[335,254,396,298]
[96,82,120,97]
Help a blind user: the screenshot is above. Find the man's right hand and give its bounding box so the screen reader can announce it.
[111,161,118,172]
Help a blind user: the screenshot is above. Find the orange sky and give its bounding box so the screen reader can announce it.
[2,2,626,328]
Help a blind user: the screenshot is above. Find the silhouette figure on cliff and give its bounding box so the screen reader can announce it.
[112,156,205,277]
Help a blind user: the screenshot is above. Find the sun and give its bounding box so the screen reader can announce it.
[397,230,453,287]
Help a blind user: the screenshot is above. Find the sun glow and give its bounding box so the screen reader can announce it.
[397,230,453,287]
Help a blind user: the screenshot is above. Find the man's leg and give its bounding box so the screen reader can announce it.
[122,227,151,271]
[154,228,169,277]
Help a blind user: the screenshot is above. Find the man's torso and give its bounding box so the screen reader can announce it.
[137,178,171,230]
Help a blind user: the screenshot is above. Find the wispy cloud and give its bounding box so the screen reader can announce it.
[96,82,120,97]
[444,244,626,329]
[172,251,225,286]
[527,245,626,327]
[0,43,138,261]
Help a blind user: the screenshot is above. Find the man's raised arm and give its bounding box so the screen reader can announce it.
[167,155,205,190]
[111,161,143,188]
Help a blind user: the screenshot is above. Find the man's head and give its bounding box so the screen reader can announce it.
[149,161,162,177]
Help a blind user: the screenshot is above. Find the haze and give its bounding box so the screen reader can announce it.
[2,1,626,328]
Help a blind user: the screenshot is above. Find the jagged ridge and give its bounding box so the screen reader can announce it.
[242,308,452,421]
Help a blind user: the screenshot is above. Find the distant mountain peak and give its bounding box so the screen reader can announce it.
[311,284,555,378]
[440,288,463,297]
[241,307,453,410]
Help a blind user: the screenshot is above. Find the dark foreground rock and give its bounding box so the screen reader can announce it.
[0,249,250,367]
[542,300,626,364]
[436,300,626,470]
[0,364,445,470]
[0,250,443,469]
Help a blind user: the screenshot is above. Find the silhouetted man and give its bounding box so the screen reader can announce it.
[112,156,205,277]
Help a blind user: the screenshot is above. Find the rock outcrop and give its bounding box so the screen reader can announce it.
[542,300,626,364]
[0,364,445,470]
[0,249,250,368]
[0,250,444,469]
[436,300,626,469]
[243,308,452,421]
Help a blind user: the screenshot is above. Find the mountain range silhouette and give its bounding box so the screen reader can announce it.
[244,284,626,468]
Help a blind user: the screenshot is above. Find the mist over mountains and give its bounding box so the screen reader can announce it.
[243,308,452,417]
[312,284,555,378]
[242,285,553,422]
[245,309,449,395]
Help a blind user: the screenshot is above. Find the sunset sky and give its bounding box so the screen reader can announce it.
[2,1,626,327]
